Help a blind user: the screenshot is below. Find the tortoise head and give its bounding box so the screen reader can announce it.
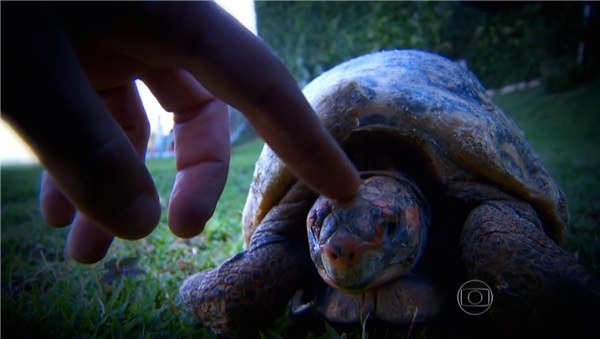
[307,174,429,293]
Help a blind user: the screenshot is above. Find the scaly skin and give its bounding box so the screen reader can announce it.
[461,200,600,336]
[179,185,315,337]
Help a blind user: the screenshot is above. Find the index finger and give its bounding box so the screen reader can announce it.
[117,2,361,202]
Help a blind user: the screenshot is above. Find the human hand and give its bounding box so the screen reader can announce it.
[1,2,359,263]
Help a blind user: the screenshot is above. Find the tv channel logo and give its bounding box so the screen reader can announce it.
[457,279,493,315]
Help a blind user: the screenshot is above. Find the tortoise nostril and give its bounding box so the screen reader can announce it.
[325,246,342,261]
[323,237,365,266]
[330,251,339,260]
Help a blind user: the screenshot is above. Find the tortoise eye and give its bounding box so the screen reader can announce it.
[308,200,331,236]
[308,208,326,238]
[311,223,322,238]
[315,206,330,223]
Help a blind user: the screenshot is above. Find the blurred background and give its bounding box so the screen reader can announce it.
[258,1,598,90]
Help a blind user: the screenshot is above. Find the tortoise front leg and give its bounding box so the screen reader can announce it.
[180,188,315,337]
[461,200,599,335]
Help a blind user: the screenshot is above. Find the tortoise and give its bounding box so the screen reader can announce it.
[180,50,599,337]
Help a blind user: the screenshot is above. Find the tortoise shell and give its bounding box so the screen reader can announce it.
[241,50,567,246]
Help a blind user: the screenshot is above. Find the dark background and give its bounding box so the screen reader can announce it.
[255,1,598,92]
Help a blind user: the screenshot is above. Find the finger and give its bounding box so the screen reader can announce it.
[142,69,230,238]
[1,6,160,240]
[40,171,76,227]
[98,82,151,158]
[67,213,114,264]
[38,82,152,262]
[108,2,360,202]
[39,83,150,232]
[66,82,153,263]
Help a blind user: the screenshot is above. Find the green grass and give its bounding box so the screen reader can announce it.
[1,140,264,338]
[1,80,599,337]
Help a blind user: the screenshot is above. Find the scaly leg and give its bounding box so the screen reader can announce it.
[461,200,599,336]
[180,186,315,337]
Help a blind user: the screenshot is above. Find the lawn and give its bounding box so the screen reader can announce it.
[1,79,599,337]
